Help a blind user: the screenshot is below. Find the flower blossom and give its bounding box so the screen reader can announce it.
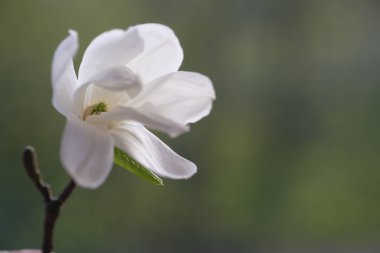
[52,23,215,188]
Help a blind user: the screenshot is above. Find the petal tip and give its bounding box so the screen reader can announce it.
[72,177,105,189]
[68,29,78,37]
[169,125,190,138]
[183,164,197,179]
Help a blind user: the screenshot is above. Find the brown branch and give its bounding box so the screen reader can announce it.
[58,179,76,204]
[23,146,76,253]
[23,146,52,203]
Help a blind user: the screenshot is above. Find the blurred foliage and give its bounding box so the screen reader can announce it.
[1,0,380,252]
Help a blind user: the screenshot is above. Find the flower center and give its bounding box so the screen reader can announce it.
[83,101,108,120]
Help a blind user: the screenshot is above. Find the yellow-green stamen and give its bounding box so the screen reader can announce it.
[90,101,107,115]
[83,101,108,120]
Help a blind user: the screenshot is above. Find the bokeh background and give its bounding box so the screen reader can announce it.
[1,0,380,252]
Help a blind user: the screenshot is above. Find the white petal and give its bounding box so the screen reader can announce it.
[86,104,189,138]
[60,119,114,189]
[73,66,142,114]
[51,30,79,117]
[78,28,144,85]
[84,66,141,93]
[82,85,132,113]
[111,123,196,179]
[130,71,215,125]
[126,23,183,83]
[52,30,78,86]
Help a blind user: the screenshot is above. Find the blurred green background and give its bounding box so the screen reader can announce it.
[1,0,380,252]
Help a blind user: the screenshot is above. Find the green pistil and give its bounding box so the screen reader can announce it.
[83,101,108,120]
[90,101,108,115]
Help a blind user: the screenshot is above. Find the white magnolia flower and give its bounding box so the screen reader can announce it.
[52,23,215,188]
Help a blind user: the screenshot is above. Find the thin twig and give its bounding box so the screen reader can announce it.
[23,146,76,253]
[23,146,52,203]
[58,179,76,204]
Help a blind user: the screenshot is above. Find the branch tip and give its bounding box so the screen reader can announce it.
[22,146,52,203]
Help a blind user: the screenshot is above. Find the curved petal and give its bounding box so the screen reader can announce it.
[111,123,196,179]
[84,66,141,92]
[78,28,144,85]
[126,23,183,83]
[130,71,215,125]
[86,104,189,138]
[60,119,114,189]
[51,30,79,117]
[73,66,142,115]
